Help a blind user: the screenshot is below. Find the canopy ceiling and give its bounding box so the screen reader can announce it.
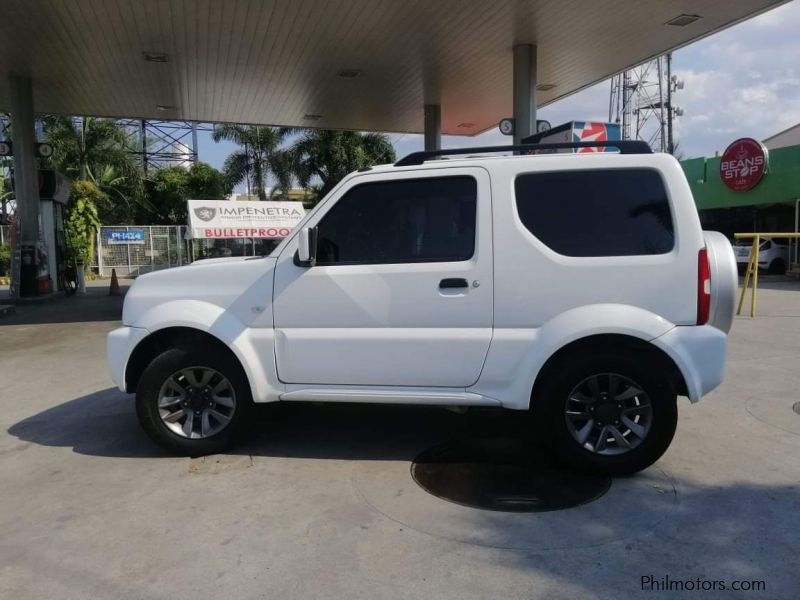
[0,0,787,134]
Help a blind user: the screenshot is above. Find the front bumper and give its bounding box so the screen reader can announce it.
[107,326,150,392]
[652,325,728,402]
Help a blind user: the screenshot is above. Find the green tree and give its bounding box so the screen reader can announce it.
[0,174,13,224]
[290,130,395,201]
[43,116,143,223]
[142,163,228,225]
[43,116,138,181]
[0,242,10,276]
[212,124,293,200]
[143,167,189,225]
[66,180,103,268]
[186,162,232,199]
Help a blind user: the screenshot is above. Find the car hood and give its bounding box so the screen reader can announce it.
[122,256,277,327]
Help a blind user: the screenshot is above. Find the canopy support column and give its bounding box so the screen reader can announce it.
[424,104,441,151]
[513,44,537,145]
[9,75,40,296]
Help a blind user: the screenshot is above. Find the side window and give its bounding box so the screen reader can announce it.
[315,176,477,265]
[514,169,675,257]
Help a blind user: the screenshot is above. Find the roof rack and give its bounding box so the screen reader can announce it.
[394,140,652,167]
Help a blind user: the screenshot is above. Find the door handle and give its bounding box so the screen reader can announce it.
[439,278,469,289]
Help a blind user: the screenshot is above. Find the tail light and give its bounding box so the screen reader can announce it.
[697,247,711,325]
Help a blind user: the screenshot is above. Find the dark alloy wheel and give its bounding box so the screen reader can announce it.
[136,344,252,456]
[538,350,677,476]
[565,372,653,456]
[157,367,237,439]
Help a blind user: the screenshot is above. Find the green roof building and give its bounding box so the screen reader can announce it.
[681,127,800,238]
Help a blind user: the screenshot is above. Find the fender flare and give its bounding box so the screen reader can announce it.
[473,304,679,409]
[131,300,278,402]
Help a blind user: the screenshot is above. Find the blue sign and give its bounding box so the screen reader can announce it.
[106,229,145,244]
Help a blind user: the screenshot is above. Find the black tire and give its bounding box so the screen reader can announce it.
[136,344,253,456]
[768,258,786,275]
[536,350,677,476]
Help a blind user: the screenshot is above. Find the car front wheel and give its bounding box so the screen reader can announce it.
[136,345,252,456]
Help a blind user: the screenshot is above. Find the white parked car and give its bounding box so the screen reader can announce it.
[734,237,789,274]
[108,141,737,475]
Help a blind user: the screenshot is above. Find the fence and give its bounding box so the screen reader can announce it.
[0,225,8,245]
[93,225,190,277]
[92,225,280,276]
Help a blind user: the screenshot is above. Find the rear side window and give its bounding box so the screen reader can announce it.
[514,169,674,256]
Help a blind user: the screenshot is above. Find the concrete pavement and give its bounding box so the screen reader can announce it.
[1,281,799,599]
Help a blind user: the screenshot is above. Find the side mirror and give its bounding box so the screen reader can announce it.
[297,226,318,266]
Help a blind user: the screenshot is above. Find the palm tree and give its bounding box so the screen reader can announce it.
[43,116,145,223]
[290,130,395,201]
[290,129,395,198]
[43,116,139,182]
[212,124,293,200]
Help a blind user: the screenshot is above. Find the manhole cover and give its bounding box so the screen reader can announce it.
[793,402,800,416]
[411,437,611,512]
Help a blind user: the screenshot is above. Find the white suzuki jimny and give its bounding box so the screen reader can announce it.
[108,141,737,475]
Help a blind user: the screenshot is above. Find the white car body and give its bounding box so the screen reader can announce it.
[108,151,737,413]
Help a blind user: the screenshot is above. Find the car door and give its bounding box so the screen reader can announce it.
[272,167,493,387]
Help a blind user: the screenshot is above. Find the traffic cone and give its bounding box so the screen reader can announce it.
[108,268,121,296]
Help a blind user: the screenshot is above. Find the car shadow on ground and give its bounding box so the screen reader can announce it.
[8,389,800,596]
[0,287,127,326]
[7,387,538,462]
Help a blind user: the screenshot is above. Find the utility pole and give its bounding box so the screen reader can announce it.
[621,71,632,141]
[140,119,148,174]
[666,53,674,155]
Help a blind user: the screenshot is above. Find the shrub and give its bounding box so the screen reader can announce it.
[66,181,103,268]
[0,242,10,276]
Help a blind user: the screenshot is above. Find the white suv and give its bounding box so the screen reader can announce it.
[108,141,737,475]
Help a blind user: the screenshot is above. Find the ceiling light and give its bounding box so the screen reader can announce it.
[303,114,322,121]
[156,104,175,111]
[143,52,169,63]
[337,69,362,79]
[665,14,702,27]
[457,123,475,128]
[536,83,557,91]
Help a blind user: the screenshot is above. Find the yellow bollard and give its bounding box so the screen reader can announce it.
[737,236,757,317]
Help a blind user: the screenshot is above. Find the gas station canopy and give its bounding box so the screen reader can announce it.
[0,0,786,135]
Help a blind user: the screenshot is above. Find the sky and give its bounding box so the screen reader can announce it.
[197,0,800,176]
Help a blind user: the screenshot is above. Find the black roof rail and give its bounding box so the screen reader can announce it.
[394,140,652,167]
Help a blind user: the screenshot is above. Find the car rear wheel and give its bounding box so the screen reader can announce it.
[768,258,786,275]
[538,351,677,475]
[136,345,252,456]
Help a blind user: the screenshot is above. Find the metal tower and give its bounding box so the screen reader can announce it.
[118,120,211,173]
[609,53,683,153]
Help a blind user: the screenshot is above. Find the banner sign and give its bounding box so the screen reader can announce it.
[106,229,145,244]
[187,199,306,239]
[720,137,768,192]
